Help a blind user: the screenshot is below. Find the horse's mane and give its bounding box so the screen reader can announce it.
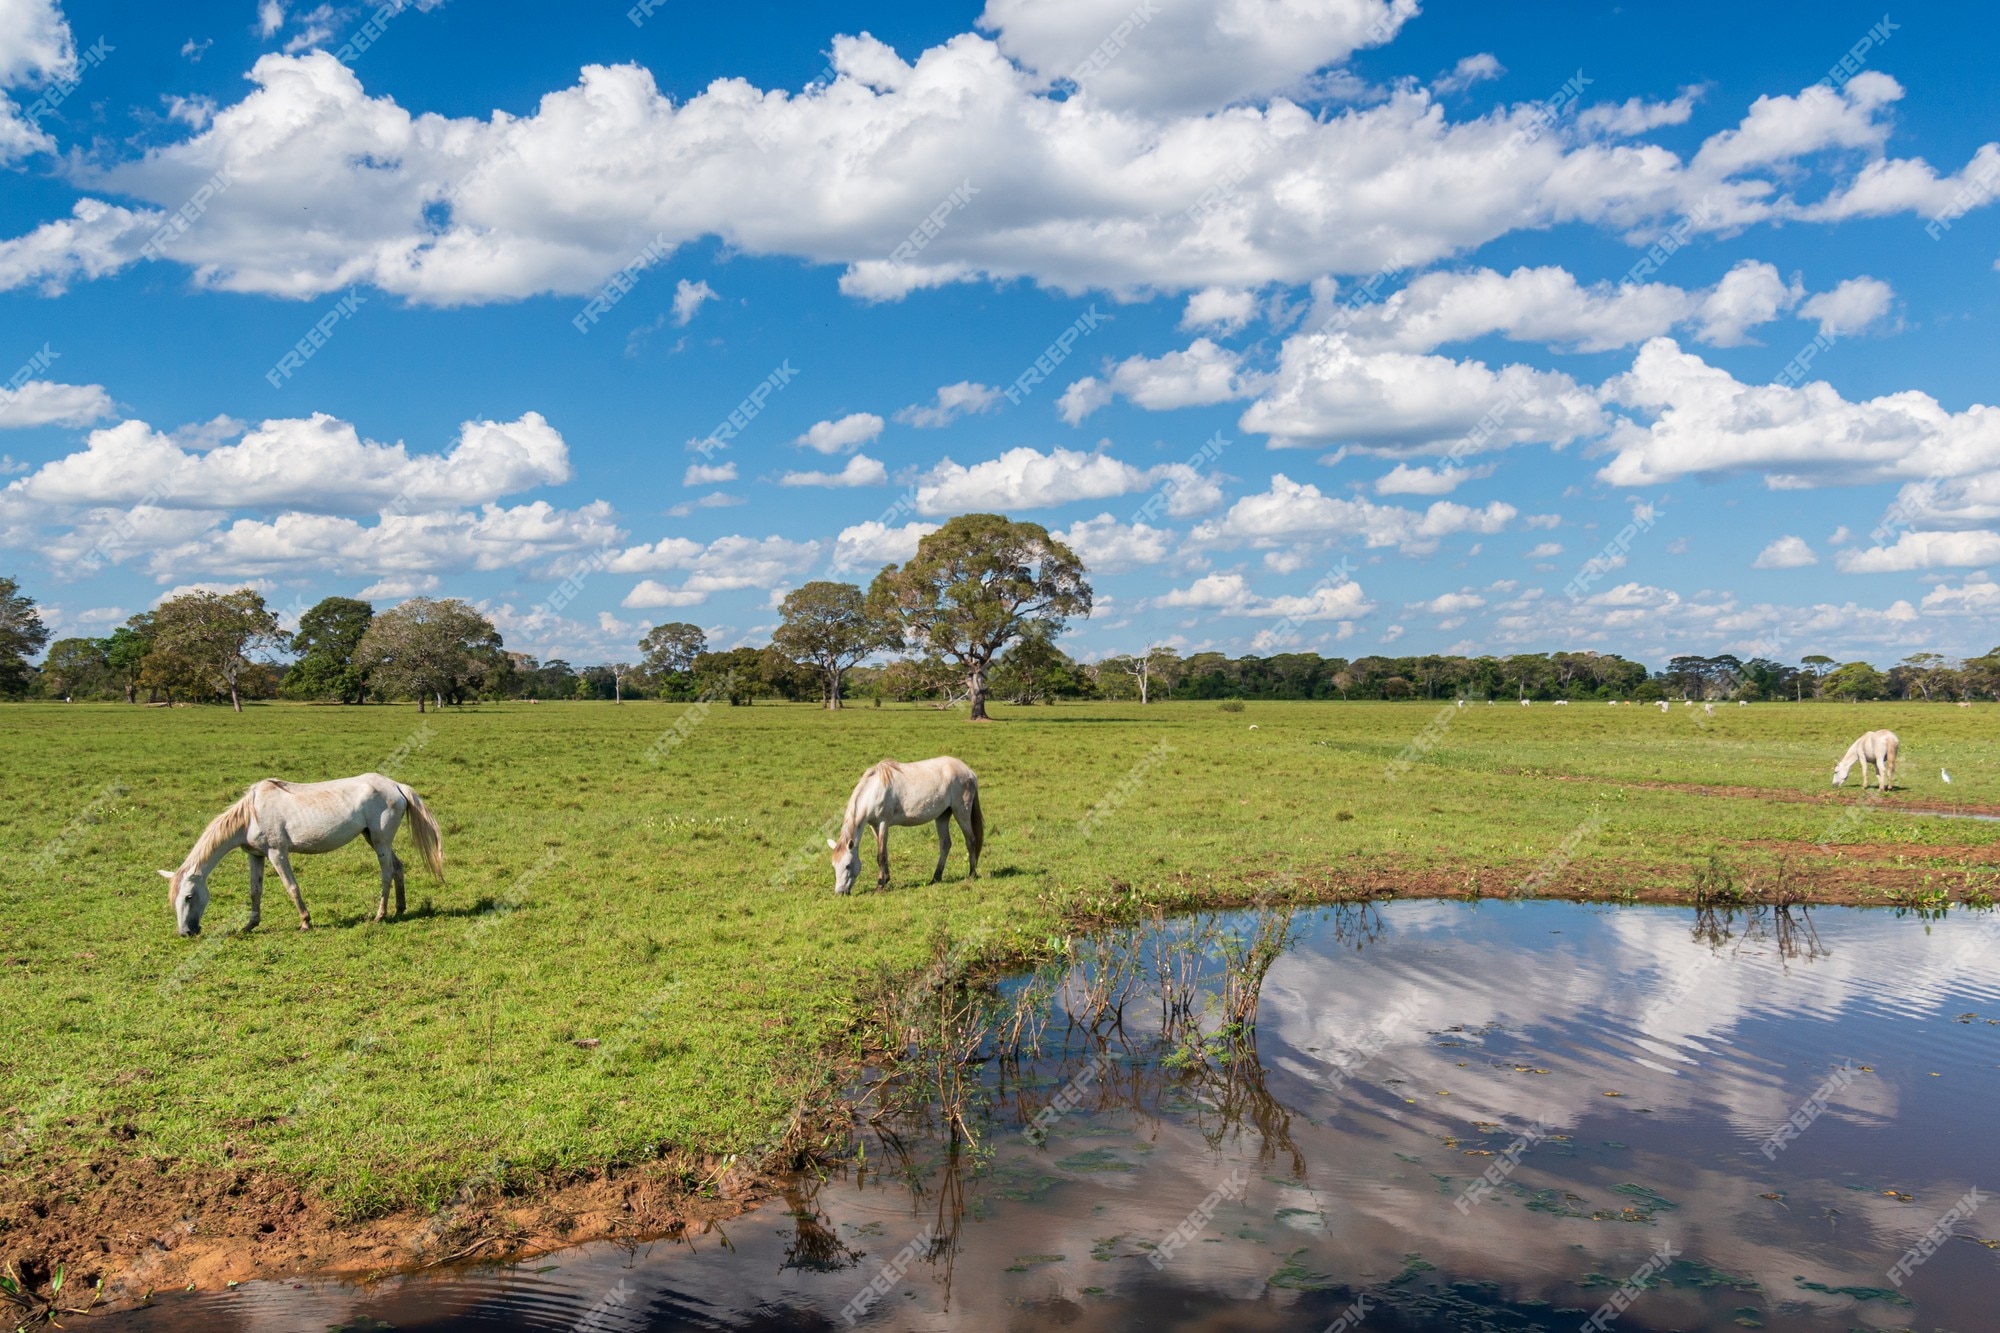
[186,790,255,866]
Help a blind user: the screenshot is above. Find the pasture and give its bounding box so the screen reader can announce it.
[3,698,1997,1232]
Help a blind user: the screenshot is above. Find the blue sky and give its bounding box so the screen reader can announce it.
[1,0,1996,669]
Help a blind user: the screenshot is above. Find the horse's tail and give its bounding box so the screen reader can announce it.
[966,780,984,857]
[397,783,446,881]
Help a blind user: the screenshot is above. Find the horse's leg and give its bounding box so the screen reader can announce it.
[932,813,951,884]
[875,824,890,888]
[954,805,979,879]
[270,848,312,930]
[246,853,265,931]
[392,853,406,916]
[372,838,396,922]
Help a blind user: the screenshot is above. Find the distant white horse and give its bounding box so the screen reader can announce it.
[161,774,444,936]
[830,757,982,895]
[1657,700,1670,713]
[1832,730,1900,792]
[1703,702,1715,717]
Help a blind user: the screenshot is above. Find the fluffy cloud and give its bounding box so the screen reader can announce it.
[0,41,1980,305]
[915,446,1148,515]
[1058,338,1262,422]
[1053,513,1173,572]
[895,381,1001,428]
[7,411,571,513]
[0,379,115,428]
[795,412,885,454]
[1157,569,1374,620]
[683,461,737,485]
[1596,338,2000,488]
[1372,462,1493,495]
[830,519,939,572]
[1180,286,1258,334]
[0,0,71,165]
[1690,261,1801,346]
[1194,474,1516,554]
[1240,333,1603,454]
[1752,535,1818,569]
[89,499,622,583]
[1798,276,1894,337]
[1433,53,1502,97]
[780,454,889,488]
[618,534,820,606]
[1835,530,2000,573]
[671,277,718,325]
[977,0,1414,113]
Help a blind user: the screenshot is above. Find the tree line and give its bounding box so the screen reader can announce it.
[0,517,1987,710]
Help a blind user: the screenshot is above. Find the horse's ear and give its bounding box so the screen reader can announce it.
[826,838,838,850]
[158,869,176,880]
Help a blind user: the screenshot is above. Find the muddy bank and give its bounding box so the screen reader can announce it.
[6,859,1995,1315]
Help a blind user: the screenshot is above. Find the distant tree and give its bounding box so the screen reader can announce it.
[40,637,109,699]
[869,514,1091,721]
[1800,654,1837,699]
[772,581,888,709]
[1824,660,1886,702]
[149,588,288,711]
[875,656,957,703]
[691,646,768,705]
[1898,652,1957,702]
[283,596,375,703]
[104,623,152,703]
[0,576,50,697]
[1105,643,1181,704]
[991,625,1089,703]
[638,622,708,697]
[356,597,501,711]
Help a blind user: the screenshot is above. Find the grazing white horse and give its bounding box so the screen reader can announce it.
[829,756,982,895]
[161,773,444,936]
[1832,730,1900,792]
[1657,700,1670,713]
[1703,702,1715,717]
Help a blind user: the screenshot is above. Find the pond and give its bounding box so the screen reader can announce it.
[104,899,2000,1330]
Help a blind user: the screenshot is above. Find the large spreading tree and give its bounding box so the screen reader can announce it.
[772,580,889,709]
[284,596,375,703]
[148,588,288,711]
[868,514,1091,721]
[0,576,50,697]
[637,621,707,697]
[356,597,502,710]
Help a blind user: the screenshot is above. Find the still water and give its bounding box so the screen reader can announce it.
[107,900,2000,1330]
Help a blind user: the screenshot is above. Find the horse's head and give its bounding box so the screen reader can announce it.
[828,836,860,896]
[1831,758,1852,787]
[160,866,209,935]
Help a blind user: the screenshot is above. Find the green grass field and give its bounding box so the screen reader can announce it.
[3,698,1996,1224]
